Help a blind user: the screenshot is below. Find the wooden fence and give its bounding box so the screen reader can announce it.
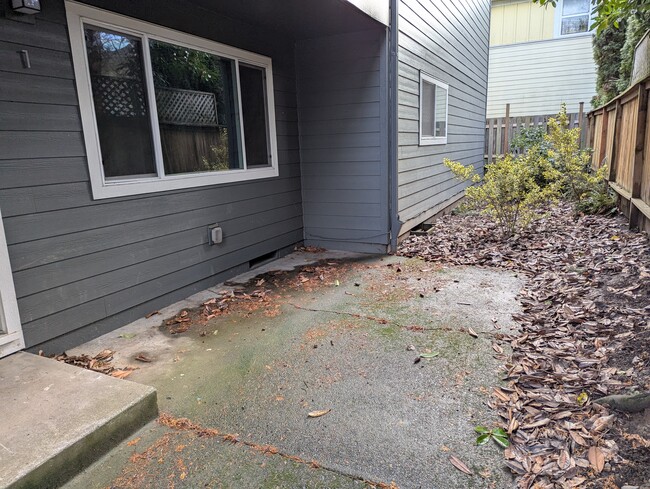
[588,78,650,232]
[485,103,587,164]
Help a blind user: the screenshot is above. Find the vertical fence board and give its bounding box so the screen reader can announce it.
[503,104,510,154]
[487,118,495,165]
[606,106,617,169]
[639,93,650,206]
[614,96,639,193]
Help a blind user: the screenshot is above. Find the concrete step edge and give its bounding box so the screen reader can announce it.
[8,386,158,489]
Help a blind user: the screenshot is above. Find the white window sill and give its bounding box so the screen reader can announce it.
[90,165,279,199]
[419,137,448,146]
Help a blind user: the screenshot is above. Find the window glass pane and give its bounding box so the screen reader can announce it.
[149,40,242,175]
[84,26,157,179]
[421,80,435,138]
[239,64,270,167]
[562,0,589,16]
[561,15,589,34]
[434,85,447,137]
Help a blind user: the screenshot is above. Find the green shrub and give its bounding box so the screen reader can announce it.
[444,153,557,238]
[445,105,615,238]
[510,126,547,156]
[543,105,615,214]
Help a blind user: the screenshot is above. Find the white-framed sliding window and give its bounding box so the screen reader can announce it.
[419,72,448,146]
[554,0,592,37]
[66,1,279,200]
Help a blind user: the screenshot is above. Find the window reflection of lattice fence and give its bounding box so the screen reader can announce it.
[93,75,148,118]
[155,88,218,127]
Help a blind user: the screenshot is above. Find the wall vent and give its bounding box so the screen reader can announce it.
[249,250,278,269]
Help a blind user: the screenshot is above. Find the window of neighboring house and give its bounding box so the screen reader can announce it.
[419,72,448,145]
[66,2,278,199]
[557,0,591,36]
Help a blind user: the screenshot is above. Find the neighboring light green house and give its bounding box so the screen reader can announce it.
[486,0,597,118]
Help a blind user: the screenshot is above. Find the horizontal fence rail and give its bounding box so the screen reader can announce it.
[485,103,587,164]
[588,78,650,232]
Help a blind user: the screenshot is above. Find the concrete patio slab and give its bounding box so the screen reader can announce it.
[0,352,157,489]
[61,253,523,488]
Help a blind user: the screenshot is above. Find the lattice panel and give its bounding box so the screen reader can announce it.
[93,75,147,118]
[155,87,218,127]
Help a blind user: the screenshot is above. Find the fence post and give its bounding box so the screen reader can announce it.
[496,116,502,158]
[630,84,648,228]
[578,102,585,148]
[503,103,510,154]
[609,100,622,183]
[487,118,494,165]
[599,109,609,168]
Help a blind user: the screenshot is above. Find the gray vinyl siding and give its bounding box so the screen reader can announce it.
[296,29,390,253]
[397,0,490,232]
[0,0,303,352]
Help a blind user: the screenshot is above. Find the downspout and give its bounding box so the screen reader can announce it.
[387,0,401,253]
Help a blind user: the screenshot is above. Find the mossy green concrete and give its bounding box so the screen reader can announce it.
[61,254,523,489]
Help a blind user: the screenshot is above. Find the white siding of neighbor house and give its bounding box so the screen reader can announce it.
[486,35,597,118]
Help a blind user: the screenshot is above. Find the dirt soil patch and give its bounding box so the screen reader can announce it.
[398,204,650,489]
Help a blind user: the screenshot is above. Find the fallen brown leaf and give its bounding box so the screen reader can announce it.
[110,368,135,379]
[307,409,331,418]
[448,454,473,475]
[587,446,605,473]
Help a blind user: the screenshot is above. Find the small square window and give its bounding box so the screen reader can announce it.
[557,0,591,36]
[419,73,448,145]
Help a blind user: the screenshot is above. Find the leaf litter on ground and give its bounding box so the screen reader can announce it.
[398,203,650,488]
[48,349,137,379]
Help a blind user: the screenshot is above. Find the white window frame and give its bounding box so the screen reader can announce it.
[418,72,448,146]
[0,206,25,358]
[66,1,279,200]
[554,0,593,38]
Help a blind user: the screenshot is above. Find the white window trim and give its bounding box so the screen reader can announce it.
[65,1,279,200]
[553,0,593,38]
[418,72,448,146]
[0,206,25,358]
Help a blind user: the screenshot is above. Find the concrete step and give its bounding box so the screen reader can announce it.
[0,352,157,489]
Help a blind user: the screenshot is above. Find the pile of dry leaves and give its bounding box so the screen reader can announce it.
[202,288,275,319]
[399,204,650,489]
[162,262,348,335]
[51,349,137,379]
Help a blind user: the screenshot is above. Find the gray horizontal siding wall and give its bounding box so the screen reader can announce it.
[296,29,390,253]
[397,0,490,232]
[0,0,303,352]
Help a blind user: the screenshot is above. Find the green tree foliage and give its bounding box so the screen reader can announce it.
[616,12,650,92]
[532,0,650,32]
[592,20,628,107]
[533,1,650,106]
